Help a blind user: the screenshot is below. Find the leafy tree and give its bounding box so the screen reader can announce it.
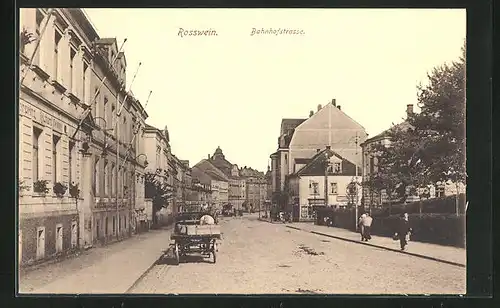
[369,42,466,215]
[144,169,173,226]
[410,42,466,186]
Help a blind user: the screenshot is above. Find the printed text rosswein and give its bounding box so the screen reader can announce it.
[250,28,305,36]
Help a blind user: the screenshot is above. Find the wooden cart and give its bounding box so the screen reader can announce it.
[170,212,221,265]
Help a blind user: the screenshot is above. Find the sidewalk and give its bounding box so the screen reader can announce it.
[19,226,173,294]
[285,222,466,267]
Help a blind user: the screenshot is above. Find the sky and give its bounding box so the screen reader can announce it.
[83,8,466,172]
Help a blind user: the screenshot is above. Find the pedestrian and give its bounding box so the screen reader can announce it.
[395,212,412,250]
[361,213,373,241]
[358,214,366,241]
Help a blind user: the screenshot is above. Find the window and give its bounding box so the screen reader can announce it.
[83,62,88,103]
[104,161,109,196]
[369,157,374,174]
[52,135,60,184]
[32,127,42,182]
[111,164,116,196]
[330,182,338,194]
[333,163,341,173]
[32,10,44,64]
[105,217,109,236]
[68,141,75,184]
[69,48,76,93]
[103,96,109,128]
[310,182,319,195]
[112,216,116,235]
[111,105,116,130]
[93,157,99,196]
[54,30,61,80]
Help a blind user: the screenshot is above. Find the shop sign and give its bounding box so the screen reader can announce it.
[20,102,64,132]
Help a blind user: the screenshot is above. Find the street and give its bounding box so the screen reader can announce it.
[128,215,465,294]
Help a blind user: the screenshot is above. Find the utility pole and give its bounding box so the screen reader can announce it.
[324,151,329,207]
[354,132,360,230]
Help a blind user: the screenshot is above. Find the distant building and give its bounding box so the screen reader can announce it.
[191,161,228,209]
[207,147,246,211]
[287,147,362,221]
[270,99,367,212]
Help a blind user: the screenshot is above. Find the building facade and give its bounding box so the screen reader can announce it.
[191,162,229,209]
[18,8,148,265]
[270,99,367,212]
[287,147,362,221]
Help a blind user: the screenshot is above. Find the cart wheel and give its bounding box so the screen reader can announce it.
[174,243,180,265]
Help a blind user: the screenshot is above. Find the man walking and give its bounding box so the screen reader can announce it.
[362,213,373,241]
[395,212,412,250]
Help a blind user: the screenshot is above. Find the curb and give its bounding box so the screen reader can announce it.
[286,226,466,268]
[125,225,175,293]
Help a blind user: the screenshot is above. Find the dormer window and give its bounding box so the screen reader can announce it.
[333,162,341,173]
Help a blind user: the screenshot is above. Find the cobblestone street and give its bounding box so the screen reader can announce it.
[129,214,466,294]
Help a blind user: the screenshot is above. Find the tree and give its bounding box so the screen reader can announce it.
[144,169,173,226]
[410,42,466,185]
[410,42,466,215]
[371,42,466,215]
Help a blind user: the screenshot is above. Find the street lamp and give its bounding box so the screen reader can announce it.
[132,153,149,168]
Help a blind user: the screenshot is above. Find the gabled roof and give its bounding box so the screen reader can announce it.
[293,148,361,177]
[193,159,229,182]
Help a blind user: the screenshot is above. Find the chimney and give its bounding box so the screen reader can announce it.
[317,104,322,112]
[337,105,341,110]
[326,145,331,150]
[316,148,321,153]
[309,110,314,117]
[332,99,336,106]
[406,104,414,117]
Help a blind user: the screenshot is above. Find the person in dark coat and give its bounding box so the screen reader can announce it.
[395,212,412,250]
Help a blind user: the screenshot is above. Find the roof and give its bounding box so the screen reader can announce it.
[193,159,230,182]
[293,148,361,177]
[294,158,312,164]
[362,121,413,145]
[280,118,307,135]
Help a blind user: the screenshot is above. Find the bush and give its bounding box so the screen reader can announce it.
[330,209,465,247]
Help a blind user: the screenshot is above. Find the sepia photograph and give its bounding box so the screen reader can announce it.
[17,8,466,295]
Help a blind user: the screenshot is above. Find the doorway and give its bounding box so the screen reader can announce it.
[71,221,77,248]
[36,227,45,260]
[55,224,63,253]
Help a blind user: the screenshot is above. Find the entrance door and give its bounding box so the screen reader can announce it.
[71,221,77,248]
[55,224,63,253]
[36,227,45,260]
